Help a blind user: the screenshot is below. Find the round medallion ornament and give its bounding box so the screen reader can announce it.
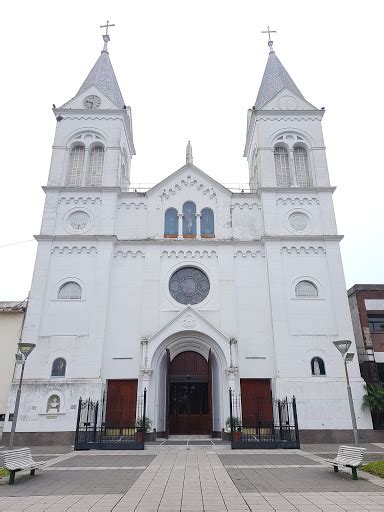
[68,211,90,231]
[169,267,210,305]
[288,212,309,232]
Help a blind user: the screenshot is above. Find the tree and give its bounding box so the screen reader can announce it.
[362,383,384,429]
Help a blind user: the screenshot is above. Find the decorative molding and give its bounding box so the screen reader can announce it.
[140,368,153,377]
[114,250,145,258]
[281,246,326,255]
[160,174,216,199]
[225,366,239,376]
[117,202,148,210]
[233,250,265,258]
[161,250,217,259]
[258,116,320,122]
[182,314,196,329]
[51,245,97,254]
[276,197,319,205]
[231,202,261,210]
[61,116,121,121]
[59,197,102,205]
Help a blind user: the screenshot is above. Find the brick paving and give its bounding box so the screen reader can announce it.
[0,445,384,510]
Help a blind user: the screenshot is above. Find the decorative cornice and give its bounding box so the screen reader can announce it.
[51,245,97,254]
[281,245,326,255]
[260,186,336,193]
[276,197,319,205]
[161,250,217,259]
[114,250,145,258]
[263,235,342,242]
[59,197,102,205]
[233,250,265,258]
[160,174,216,199]
[117,202,148,210]
[43,186,121,193]
[231,202,261,210]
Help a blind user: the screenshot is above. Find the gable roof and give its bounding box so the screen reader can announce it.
[255,50,305,110]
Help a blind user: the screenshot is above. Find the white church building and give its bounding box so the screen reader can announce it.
[4,30,374,445]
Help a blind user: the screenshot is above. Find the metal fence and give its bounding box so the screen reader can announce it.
[229,389,300,449]
[74,389,147,450]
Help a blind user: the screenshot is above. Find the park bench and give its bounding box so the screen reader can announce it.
[2,447,46,485]
[325,445,366,480]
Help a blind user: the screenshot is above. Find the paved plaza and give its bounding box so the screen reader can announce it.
[1,443,384,511]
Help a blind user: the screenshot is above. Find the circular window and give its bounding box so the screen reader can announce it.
[169,267,210,305]
[68,211,90,231]
[288,212,309,232]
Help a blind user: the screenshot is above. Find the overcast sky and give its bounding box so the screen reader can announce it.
[1,0,383,300]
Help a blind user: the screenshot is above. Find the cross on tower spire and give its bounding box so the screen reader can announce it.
[100,20,115,52]
[261,26,277,53]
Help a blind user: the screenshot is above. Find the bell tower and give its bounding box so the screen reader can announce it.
[47,23,135,192]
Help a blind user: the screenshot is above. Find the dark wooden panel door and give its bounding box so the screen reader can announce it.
[168,351,210,435]
[106,379,137,425]
[240,379,273,427]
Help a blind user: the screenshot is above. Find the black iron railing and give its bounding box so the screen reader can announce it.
[74,388,147,450]
[229,389,300,449]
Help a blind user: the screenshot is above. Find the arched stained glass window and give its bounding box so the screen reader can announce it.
[164,208,178,238]
[294,146,311,187]
[66,146,85,186]
[183,202,196,237]
[274,146,291,187]
[58,282,82,300]
[311,357,325,376]
[201,208,214,238]
[51,358,66,377]
[86,146,104,186]
[295,280,318,298]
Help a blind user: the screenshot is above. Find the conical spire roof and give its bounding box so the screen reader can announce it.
[76,35,125,108]
[255,49,305,109]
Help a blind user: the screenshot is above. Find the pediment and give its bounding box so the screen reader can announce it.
[146,306,231,366]
[60,85,120,110]
[261,88,318,111]
[147,164,231,200]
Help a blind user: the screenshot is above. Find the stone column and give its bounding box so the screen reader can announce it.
[178,213,183,239]
[196,213,201,239]
[288,149,297,186]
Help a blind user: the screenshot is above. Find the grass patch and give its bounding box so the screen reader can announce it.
[362,461,384,478]
[0,468,9,478]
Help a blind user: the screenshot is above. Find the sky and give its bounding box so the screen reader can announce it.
[0,0,383,300]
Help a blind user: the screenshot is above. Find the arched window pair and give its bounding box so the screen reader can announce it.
[274,146,311,187]
[51,358,66,377]
[311,357,326,376]
[164,203,214,238]
[66,145,104,187]
[58,281,82,300]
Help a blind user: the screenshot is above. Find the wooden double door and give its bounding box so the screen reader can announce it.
[168,351,212,435]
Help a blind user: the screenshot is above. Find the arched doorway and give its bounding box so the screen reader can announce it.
[168,350,211,435]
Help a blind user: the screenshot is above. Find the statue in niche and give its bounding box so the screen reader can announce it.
[47,395,60,413]
[313,358,321,375]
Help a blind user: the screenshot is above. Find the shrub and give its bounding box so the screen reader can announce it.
[361,461,384,479]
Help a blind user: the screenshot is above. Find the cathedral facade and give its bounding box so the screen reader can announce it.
[4,32,373,444]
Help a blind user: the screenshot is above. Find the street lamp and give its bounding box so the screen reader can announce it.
[8,342,36,449]
[333,339,359,445]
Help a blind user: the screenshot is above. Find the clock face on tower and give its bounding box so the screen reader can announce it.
[68,211,90,231]
[83,95,101,109]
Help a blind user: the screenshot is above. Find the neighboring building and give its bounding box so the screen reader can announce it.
[3,31,373,445]
[0,301,26,438]
[348,284,384,384]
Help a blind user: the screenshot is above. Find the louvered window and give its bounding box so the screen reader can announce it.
[66,146,85,186]
[274,146,291,187]
[86,146,104,186]
[58,282,82,300]
[294,147,311,187]
[295,281,318,298]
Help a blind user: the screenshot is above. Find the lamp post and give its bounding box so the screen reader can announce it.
[8,342,36,449]
[333,339,359,445]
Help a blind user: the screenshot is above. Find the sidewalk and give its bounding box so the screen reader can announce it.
[1,443,384,511]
